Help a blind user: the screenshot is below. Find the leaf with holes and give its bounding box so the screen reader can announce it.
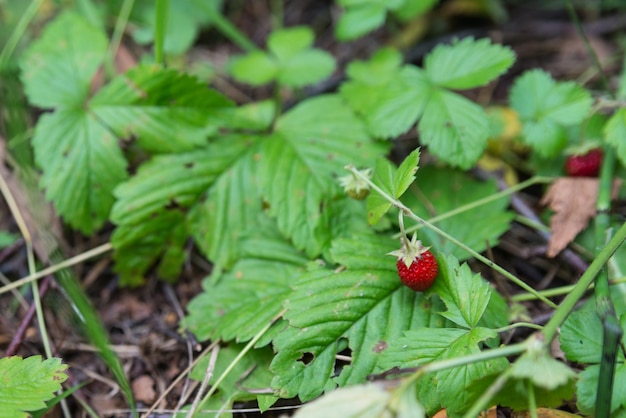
[270,234,443,401]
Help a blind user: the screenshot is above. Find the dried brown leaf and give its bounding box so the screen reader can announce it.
[541,178,620,257]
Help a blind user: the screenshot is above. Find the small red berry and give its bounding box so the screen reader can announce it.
[388,235,438,291]
[565,149,603,177]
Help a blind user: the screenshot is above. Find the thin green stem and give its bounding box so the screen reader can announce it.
[198,5,257,52]
[542,221,626,343]
[494,322,544,333]
[346,165,558,309]
[400,176,552,237]
[512,276,626,302]
[106,0,135,77]
[154,0,169,66]
[0,243,113,296]
[0,0,44,69]
[528,381,538,418]
[190,309,285,417]
[565,1,611,92]
[463,367,514,418]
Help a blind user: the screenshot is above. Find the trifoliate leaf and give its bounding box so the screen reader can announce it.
[264,95,388,257]
[270,235,440,401]
[510,69,592,157]
[292,383,395,418]
[418,88,490,168]
[605,108,626,168]
[424,37,515,90]
[185,234,307,343]
[341,57,431,138]
[91,65,233,153]
[403,166,514,261]
[33,109,128,234]
[380,327,508,413]
[366,148,420,225]
[0,356,68,418]
[230,27,335,88]
[20,12,107,108]
[433,254,493,329]
[111,136,255,283]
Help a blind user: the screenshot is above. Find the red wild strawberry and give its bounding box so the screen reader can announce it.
[565,148,603,177]
[388,234,438,291]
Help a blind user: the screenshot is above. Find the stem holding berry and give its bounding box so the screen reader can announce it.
[345,164,558,309]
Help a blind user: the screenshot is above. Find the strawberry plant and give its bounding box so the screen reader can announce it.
[4,1,626,417]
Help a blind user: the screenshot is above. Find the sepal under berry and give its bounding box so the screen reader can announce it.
[338,168,372,200]
[387,233,431,268]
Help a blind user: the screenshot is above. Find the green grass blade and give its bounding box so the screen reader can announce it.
[52,254,137,417]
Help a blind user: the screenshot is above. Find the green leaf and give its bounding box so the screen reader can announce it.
[577,363,626,415]
[263,95,387,257]
[91,65,233,153]
[605,108,626,167]
[33,109,128,234]
[418,88,490,168]
[468,369,576,411]
[185,234,307,343]
[292,383,396,418]
[111,136,255,283]
[403,166,514,261]
[559,300,624,364]
[336,3,387,41]
[230,27,335,88]
[510,69,592,157]
[189,145,266,269]
[366,149,420,225]
[511,350,576,390]
[380,327,508,413]
[278,49,336,88]
[341,55,431,138]
[345,47,403,85]
[267,26,314,60]
[20,12,107,108]
[424,37,515,89]
[188,344,276,414]
[0,356,68,418]
[392,0,438,21]
[270,235,440,401]
[433,254,493,328]
[229,51,278,86]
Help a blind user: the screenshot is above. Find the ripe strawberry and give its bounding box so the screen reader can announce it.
[338,168,372,200]
[565,148,603,177]
[388,235,438,291]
